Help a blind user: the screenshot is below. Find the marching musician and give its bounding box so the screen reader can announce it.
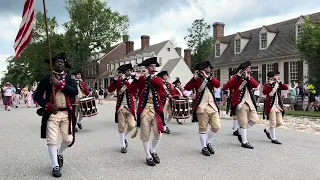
[107,63,136,153]
[172,78,186,125]
[223,61,259,149]
[133,57,166,166]
[34,52,78,177]
[156,71,174,134]
[226,68,240,136]
[72,70,90,132]
[262,71,288,145]
[184,61,221,156]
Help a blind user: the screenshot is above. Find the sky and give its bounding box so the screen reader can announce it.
[0,0,319,78]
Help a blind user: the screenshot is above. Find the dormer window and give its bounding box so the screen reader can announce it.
[215,44,221,57]
[296,24,303,40]
[235,39,241,54]
[260,33,267,49]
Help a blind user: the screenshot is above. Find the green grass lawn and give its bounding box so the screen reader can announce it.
[218,105,320,118]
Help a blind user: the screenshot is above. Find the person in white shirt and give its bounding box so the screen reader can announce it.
[253,80,261,107]
[3,82,14,111]
[214,87,222,104]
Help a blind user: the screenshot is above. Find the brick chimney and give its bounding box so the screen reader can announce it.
[141,35,150,50]
[126,41,134,54]
[123,35,129,42]
[175,47,182,56]
[213,22,225,41]
[184,49,192,69]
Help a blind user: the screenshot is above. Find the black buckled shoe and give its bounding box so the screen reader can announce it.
[206,143,215,154]
[264,129,271,140]
[151,152,160,164]
[125,139,128,148]
[271,139,282,145]
[57,154,63,168]
[233,130,239,136]
[146,158,156,166]
[202,147,211,156]
[241,142,254,149]
[164,128,170,134]
[121,147,127,153]
[52,166,62,177]
[77,123,82,129]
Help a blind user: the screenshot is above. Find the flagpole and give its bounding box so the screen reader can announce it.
[42,0,56,99]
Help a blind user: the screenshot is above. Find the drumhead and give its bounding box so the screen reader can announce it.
[80,97,94,101]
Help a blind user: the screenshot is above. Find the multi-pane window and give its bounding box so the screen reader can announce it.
[289,61,298,82]
[297,25,303,39]
[167,48,170,52]
[266,64,274,73]
[260,33,267,49]
[213,70,219,78]
[235,39,241,53]
[215,44,220,57]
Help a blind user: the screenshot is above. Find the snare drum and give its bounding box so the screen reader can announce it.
[79,97,98,117]
[171,99,192,119]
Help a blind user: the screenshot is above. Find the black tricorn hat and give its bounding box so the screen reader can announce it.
[238,61,251,70]
[117,63,134,71]
[172,78,181,85]
[137,57,160,67]
[229,68,239,76]
[267,71,280,78]
[196,61,212,70]
[44,52,71,68]
[157,71,169,77]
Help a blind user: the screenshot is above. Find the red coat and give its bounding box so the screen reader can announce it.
[184,76,220,111]
[172,87,185,98]
[134,76,166,133]
[79,81,90,96]
[223,75,259,116]
[108,78,136,123]
[262,82,288,119]
[163,81,174,104]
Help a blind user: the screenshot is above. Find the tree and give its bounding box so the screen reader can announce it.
[297,16,320,86]
[64,0,130,71]
[184,19,213,70]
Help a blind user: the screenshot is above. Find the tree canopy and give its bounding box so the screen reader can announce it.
[297,16,320,86]
[184,18,213,71]
[1,0,129,87]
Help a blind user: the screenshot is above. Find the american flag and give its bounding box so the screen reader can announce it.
[13,0,35,59]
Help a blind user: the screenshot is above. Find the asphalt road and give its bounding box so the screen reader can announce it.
[0,102,320,180]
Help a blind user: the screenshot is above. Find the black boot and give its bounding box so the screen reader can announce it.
[57,154,63,168]
[77,123,82,129]
[52,166,62,177]
[264,129,271,140]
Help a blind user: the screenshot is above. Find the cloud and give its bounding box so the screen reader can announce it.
[128,0,320,51]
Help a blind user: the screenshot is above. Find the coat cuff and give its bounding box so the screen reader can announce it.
[56,81,65,91]
[45,103,53,111]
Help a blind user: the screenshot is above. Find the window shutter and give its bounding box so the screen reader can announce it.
[217,69,221,81]
[262,64,266,84]
[284,62,289,84]
[228,68,232,79]
[272,63,278,71]
[297,61,303,82]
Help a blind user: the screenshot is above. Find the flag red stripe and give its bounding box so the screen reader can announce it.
[14,10,34,53]
[15,32,32,59]
[14,0,35,59]
[14,0,32,43]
